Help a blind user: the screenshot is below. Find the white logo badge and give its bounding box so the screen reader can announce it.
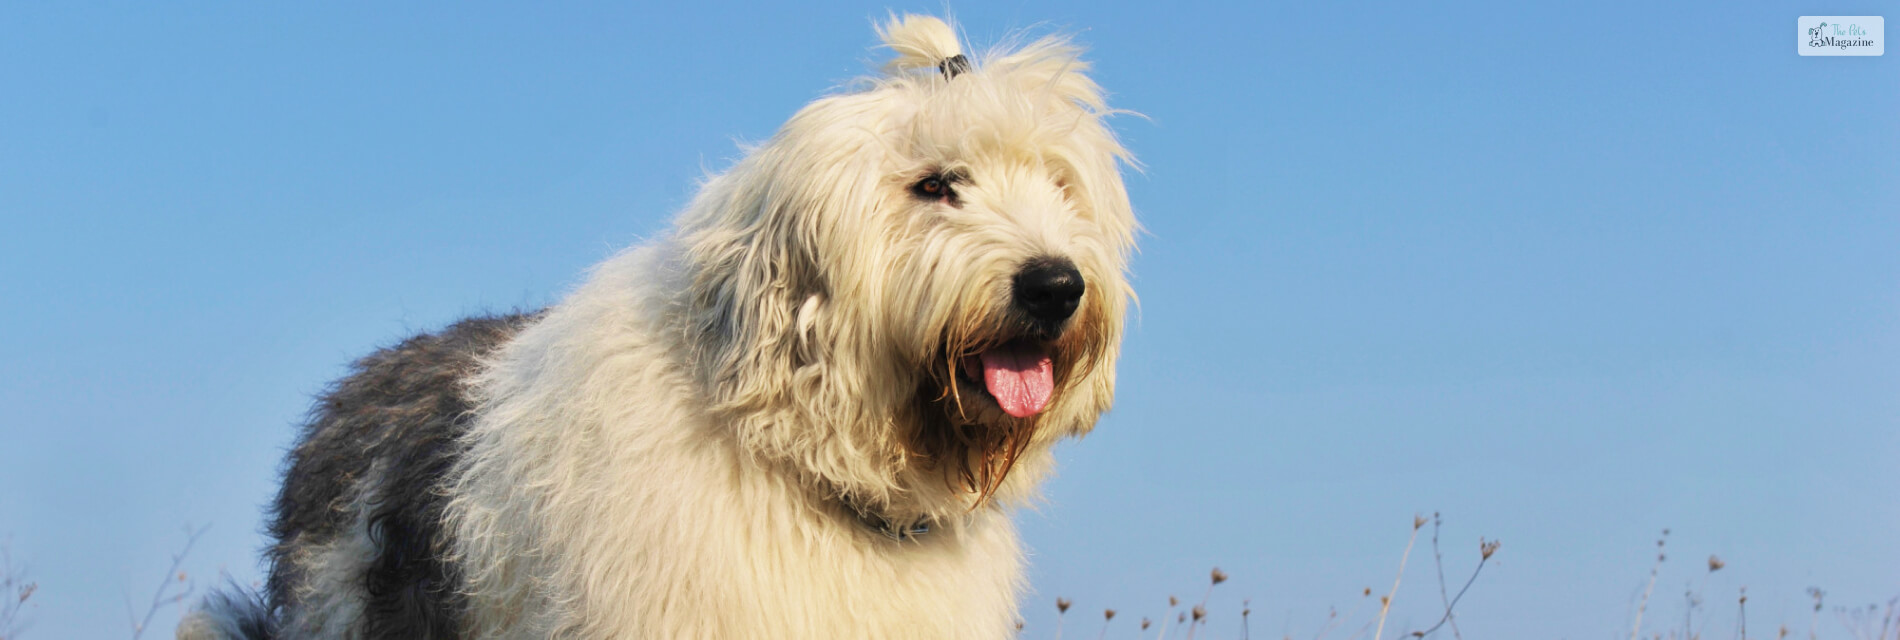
[1799,16,1883,56]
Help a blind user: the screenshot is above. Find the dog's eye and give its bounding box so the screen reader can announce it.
[909,175,958,203]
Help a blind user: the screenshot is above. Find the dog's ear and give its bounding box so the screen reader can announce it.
[680,175,826,422]
[675,132,909,484]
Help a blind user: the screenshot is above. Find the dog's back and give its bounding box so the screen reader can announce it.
[183,314,535,640]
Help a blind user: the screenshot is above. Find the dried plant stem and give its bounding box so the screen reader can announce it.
[1429,513,1463,640]
[1184,585,1214,640]
[1373,518,1425,640]
[1,540,36,640]
[1184,569,1226,640]
[1694,584,1710,638]
[1807,588,1822,640]
[1313,606,1345,640]
[1631,531,1669,640]
[1880,597,1895,640]
[128,525,207,640]
[1318,590,1374,640]
[1629,571,1659,639]
[1412,550,1495,638]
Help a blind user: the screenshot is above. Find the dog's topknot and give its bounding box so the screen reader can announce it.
[879,14,964,75]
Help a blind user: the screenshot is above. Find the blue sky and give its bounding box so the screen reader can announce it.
[2,2,1894,638]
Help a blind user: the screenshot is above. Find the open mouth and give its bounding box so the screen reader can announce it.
[955,338,1056,418]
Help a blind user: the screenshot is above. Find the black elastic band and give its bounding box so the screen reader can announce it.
[938,54,970,79]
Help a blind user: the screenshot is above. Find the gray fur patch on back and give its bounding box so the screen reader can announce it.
[203,313,536,640]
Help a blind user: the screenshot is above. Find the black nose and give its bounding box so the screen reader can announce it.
[1012,258,1085,332]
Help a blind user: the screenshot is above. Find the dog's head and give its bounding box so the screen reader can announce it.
[676,15,1136,520]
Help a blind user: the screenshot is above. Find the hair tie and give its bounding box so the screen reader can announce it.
[938,54,970,79]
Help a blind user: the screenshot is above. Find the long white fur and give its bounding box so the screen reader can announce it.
[194,15,1136,640]
[454,15,1134,638]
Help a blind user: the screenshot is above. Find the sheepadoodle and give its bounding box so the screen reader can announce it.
[182,14,1137,640]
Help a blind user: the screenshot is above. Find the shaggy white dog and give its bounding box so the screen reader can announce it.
[183,15,1135,640]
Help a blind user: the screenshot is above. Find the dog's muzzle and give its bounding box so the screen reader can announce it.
[947,258,1086,419]
[1011,257,1084,337]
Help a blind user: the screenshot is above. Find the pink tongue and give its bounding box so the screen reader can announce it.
[978,344,1054,418]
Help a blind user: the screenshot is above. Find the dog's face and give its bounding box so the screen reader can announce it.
[677,16,1135,514]
[874,119,1133,502]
